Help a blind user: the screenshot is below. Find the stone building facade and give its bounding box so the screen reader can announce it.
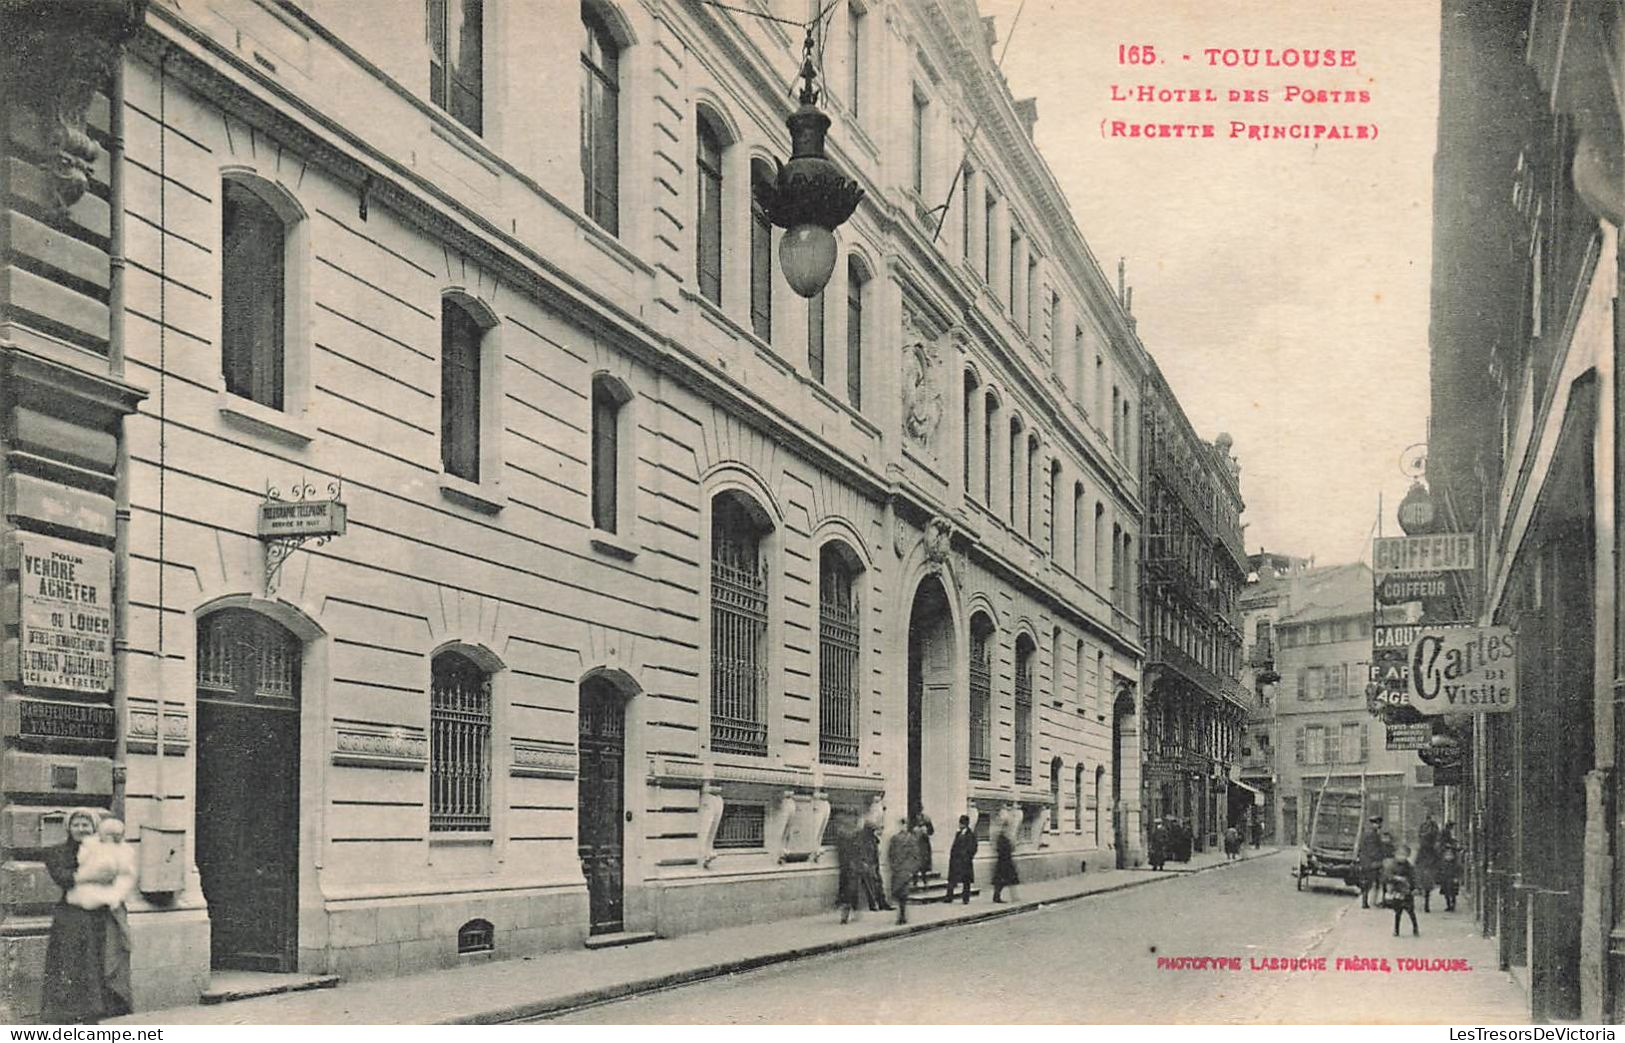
[1236,550,1309,844]
[1137,362,1247,851]
[0,0,1165,1018]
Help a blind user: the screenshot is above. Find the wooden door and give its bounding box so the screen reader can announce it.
[578,681,625,935]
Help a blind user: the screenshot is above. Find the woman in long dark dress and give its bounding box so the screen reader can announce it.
[991,819,1020,903]
[40,808,106,1023]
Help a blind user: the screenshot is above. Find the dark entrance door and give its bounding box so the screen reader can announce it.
[578,679,625,935]
[907,630,924,824]
[195,610,301,972]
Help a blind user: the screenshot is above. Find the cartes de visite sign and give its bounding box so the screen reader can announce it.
[4,533,113,694]
[1406,625,1516,714]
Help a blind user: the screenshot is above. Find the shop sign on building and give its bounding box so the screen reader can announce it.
[257,499,347,538]
[1373,624,1421,650]
[1407,625,1516,715]
[6,533,113,693]
[1372,534,1476,573]
[1386,723,1430,751]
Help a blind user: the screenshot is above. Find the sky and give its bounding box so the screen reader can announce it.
[976,0,1442,567]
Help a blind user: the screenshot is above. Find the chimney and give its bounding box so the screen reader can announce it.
[981,16,997,51]
[1013,97,1038,138]
[1117,258,1126,305]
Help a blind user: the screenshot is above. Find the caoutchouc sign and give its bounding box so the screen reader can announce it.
[1406,626,1516,714]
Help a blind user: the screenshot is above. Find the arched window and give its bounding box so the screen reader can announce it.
[1075,637,1086,707]
[749,159,775,343]
[1007,415,1023,527]
[1050,627,1062,707]
[846,258,868,409]
[1074,763,1085,832]
[430,650,492,832]
[590,374,631,533]
[580,4,621,234]
[1014,634,1035,786]
[197,609,300,705]
[1094,765,1105,843]
[1096,650,1106,716]
[221,179,290,409]
[968,614,994,781]
[1093,502,1105,586]
[710,491,771,756]
[441,297,488,482]
[428,0,483,134]
[817,542,861,766]
[1049,757,1062,831]
[696,111,725,306]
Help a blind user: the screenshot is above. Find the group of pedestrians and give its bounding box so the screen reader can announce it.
[835,812,1020,925]
[1146,818,1193,871]
[40,807,137,1024]
[1355,812,1463,937]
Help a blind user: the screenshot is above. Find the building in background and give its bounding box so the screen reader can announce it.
[1138,364,1248,852]
[1271,563,1433,846]
[0,0,1209,1018]
[1236,550,1310,843]
[1424,0,1620,1023]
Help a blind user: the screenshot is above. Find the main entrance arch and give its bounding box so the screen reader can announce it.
[578,674,628,935]
[906,575,956,827]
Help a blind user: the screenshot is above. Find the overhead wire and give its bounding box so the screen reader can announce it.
[931,0,1027,244]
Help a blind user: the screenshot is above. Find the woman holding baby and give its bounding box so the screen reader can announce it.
[40,808,135,1023]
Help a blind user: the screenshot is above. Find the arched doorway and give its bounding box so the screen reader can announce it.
[906,575,955,827]
[195,609,302,971]
[1111,685,1138,869]
[578,675,627,935]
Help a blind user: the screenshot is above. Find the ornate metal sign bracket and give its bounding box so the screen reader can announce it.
[258,476,347,595]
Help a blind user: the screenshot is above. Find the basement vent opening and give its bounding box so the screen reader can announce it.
[458,918,494,954]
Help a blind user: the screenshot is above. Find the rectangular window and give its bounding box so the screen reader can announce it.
[714,803,766,849]
[750,165,773,343]
[808,291,826,384]
[846,6,863,119]
[580,8,620,234]
[427,0,483,134]
[910,90,927,195]
[221,180,285,410]
[846,264,864,409]
[818,554,860,766]
[1027,254,1039,333]
[1009,231,1020,311]
[590,379,620,533]
[984,193,996,281]
[1049,291,1062,369]
[961,166,973,259]
[696,119,724,306]
[1341,721,1365,765]
[969,629,992,780]
[1306,666,1327,701]
[1015,649,1033,786]
[441,300,483,482]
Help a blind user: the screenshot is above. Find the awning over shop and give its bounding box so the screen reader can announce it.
[1229,778,1266,806]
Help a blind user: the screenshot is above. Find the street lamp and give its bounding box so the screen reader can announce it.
[755,30,864,298]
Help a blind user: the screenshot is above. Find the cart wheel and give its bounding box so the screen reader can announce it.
[1296,865,1304,891]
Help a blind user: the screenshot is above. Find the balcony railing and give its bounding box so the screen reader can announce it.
[1146,634,1221,695]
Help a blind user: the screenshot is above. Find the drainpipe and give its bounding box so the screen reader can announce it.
[109,53,131,820]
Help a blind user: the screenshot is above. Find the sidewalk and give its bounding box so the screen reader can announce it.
[1252,891,1529,1024]
[111,845,1279,1025]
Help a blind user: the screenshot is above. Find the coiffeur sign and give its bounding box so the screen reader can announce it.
[1406,625,1516,715]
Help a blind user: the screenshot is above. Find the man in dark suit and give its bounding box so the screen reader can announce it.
[946,815,977,904]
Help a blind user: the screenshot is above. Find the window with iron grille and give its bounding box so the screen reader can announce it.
[196,610,300,705]
[969,621,993,780]
[714,803,766,849]
[710,494,768,756]
[1014,638,1034,785]
[818,546,860,766]
[974,810,992,841]
[431,651,492,832]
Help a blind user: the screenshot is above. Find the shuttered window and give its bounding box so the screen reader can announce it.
[750,160,773,343]
[430,651,491,832]
[696,115,724,306]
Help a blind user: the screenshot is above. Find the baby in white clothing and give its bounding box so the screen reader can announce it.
[68,817,136,910]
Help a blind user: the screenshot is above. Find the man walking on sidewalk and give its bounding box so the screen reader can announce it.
[946,814,977,904]
[887,819,921,924]
[1356,815,1386,909]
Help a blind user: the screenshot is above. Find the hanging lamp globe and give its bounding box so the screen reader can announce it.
[756,39,864,298]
